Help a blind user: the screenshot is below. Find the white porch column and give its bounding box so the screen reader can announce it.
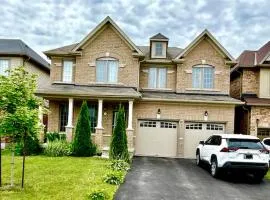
[38,105,45,142]
[67,98,74,127]
[65,98,74,142]
[127,100,133,130]
[97,99,103,129]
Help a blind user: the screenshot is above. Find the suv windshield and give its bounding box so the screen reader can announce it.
[264,139,270,146]
[227,139,263,150]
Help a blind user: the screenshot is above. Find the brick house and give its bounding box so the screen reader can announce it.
[38,17,241,158]
[0,39,50,148]
[231,41,270,139]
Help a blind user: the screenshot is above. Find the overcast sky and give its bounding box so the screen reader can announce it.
[1,0,269,60]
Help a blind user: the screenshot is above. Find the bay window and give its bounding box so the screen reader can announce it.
[96,58,118,83]
[148,67,167,88]
[192,65,214,89]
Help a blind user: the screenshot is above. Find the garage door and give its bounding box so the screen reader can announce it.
[135,120,178,157]
[184,122,225,158]
[257,128,270,140]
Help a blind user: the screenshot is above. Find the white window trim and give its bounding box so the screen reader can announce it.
[0,59,10,76]
[192,65,214,89]
[96,57,119,84]
[62,60,73,83]
[151,42,166,58]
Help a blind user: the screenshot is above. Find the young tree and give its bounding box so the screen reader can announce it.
[72,101,95,156]
[109,105,129,162]
[0,66,42,188]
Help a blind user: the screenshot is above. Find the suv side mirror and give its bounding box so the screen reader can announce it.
[199,141,205,145]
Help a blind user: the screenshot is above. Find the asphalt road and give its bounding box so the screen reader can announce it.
[115,157,270,200]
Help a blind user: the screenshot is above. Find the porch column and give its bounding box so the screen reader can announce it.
[95,99,103,149]
[65,98,74,142]
[38,105,45,143]
[126,100,134,151]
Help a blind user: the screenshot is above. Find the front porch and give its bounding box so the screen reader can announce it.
[46,98,135,152]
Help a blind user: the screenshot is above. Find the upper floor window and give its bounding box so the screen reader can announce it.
[96,57,118,83]
[259,69,270,98]
[148,67,167,88]
[62,60,73,82]
[0,59,9,76]
[192,65,214,89]
[155,42,163,56]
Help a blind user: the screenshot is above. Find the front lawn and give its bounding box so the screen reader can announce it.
[0,153,125,199]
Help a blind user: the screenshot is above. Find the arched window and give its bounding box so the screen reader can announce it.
[192,65,214,89]
[96,57,118,83]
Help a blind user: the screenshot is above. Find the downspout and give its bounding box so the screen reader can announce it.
[137,58,146,92]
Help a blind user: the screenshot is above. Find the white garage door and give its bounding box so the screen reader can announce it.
[184,122,225,158]
[135,120,178,157]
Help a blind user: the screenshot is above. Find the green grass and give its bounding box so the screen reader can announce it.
[0,153,125,200]
[266,170,270,180]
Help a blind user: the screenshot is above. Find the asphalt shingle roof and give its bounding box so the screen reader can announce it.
[0,39,50,71]
[150,33,169,40]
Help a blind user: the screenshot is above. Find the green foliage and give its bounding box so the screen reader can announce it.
[109,105,129,162]
[44,140,71,157]
[110,160,130,171]
[72,101,96,156]
[103,172,124,185]
[46,131,66,142]
[0,66,43,142]
[88,190,109,200]
[15,135,42,156]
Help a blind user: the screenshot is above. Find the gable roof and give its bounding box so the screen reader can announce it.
[44,43,78,56]
[150,33,169,41]
[257,41,270,64]
[72,16,143,56]
[175,29,235,61]
[0,39,50,71]
[138,46,182,60]
[235,50,256,68]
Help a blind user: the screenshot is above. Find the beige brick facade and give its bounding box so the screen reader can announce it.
[250,106,270,136]
[230,75,241,99]
[242,69,259,95]
[177,39,230,94]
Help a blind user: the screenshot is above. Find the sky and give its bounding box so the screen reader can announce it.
[0,0,269,60]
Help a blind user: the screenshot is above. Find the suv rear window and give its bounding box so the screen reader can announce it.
[264,139,270,146]
[227,139,263,150]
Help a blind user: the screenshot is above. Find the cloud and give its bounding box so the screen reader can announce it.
[0,0,269,60]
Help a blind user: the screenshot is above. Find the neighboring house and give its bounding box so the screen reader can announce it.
[231,41,270,139]
[0,39,50,148]
[37,16,241,158]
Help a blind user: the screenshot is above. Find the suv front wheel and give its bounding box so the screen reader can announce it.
[196,151,201,166]
[210,157,220,178]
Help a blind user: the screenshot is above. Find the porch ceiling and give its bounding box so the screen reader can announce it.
[36,83,141,99]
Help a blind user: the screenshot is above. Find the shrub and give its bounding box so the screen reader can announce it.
[15,135,42,156]
[109,105,129,162]
[46,131,66,142]
[103,172,124,185]
[72,101,96,156]
[110,160,130,171]
[44,140,71,157]
[88,190,109,200]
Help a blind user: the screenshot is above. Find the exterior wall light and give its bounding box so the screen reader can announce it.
[157,109,161,119]
[204,111,208,121]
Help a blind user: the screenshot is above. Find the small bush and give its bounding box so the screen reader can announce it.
[110,160,130,171]
[103,172,124,185]
[15,135,42,156]
[88,190,109,200]
[46,131,66,142]
[44,140,71,157]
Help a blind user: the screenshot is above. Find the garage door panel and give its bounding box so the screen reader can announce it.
[135,120,177,157]
[184,123,225,158]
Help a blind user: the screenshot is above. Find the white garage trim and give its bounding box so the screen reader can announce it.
[135,120,178,157]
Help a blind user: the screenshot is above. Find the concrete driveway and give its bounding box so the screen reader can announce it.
[115,157,270,200]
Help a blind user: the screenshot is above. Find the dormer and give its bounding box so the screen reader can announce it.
[150,33,168,59]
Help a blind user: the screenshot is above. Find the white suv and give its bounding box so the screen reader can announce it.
[262,138,270,150]
[196,134,269,181]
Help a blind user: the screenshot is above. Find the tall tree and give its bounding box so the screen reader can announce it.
[72,101,95,156]
[0,66,42,188]
[109,105,129,162]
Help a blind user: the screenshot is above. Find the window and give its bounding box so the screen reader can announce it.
[96,58,118,83]
[59,103,68,132]
[185,123,202,130]
[88,104,97,133]
[0,59,9,76]
[155,42,163,56]
[148,67,167,88]
[160,121,177,129]
[192,65,214,89]
[62,60,73,82]
[227,139,263,150]
[140,121,157,128]
[259,69,270,98]
[206,124,224,131]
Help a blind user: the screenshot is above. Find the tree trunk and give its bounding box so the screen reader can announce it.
[21,132,26,188]
[10,149,15,187]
